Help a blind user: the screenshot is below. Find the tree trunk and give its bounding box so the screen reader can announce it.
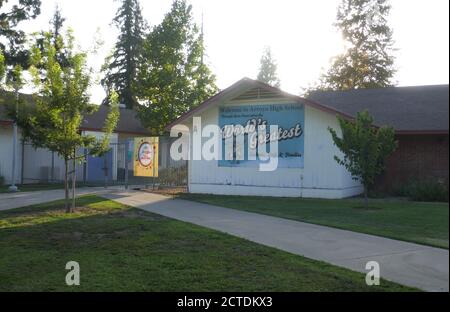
[364,185,369,209]
[64,158,70,213]
[71,150,76,213]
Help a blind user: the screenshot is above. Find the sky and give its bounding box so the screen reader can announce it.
[16,0,450,103]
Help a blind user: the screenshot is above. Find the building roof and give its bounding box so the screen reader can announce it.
[0,91,150,135]
[308,85,449,134]
[165,77,353,131]
[81,104,150,135]
[166,78,449,134]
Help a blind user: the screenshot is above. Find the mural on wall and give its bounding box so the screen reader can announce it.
[133,137,159,177]
[219,103,305,168]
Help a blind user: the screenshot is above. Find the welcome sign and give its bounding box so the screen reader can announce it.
[219,103,305,168]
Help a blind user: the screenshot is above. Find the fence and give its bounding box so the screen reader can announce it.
[20,137,187,189]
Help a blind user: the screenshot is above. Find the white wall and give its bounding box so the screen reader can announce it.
[302,105,362,198]
[0,127,122,185]
[0,124,23,185]
[21,145,85,183]
[186,99,363,199]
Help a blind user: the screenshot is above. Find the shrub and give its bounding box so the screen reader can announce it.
[393,179,449,202]
[0,175,4,187]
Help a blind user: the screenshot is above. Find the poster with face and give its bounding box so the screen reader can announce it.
[219,103,305,168]
[134,137,159,177]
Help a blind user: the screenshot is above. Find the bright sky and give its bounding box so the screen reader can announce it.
[18,0,450,103]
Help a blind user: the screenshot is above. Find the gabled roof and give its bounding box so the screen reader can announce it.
[0,91,151,135]
[309,85,449,134]
[164,77,354,131]
[166,78,449,134]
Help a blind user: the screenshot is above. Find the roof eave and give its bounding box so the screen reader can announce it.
[395,130,449,135]
[164,78,355,131]
[80,126,151,136]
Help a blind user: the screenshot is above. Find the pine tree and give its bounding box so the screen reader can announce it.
[137,0,217,134]
[102,0,146,108]
[257,47,281,88]
[318,0,396,90]
[0,0,41,71]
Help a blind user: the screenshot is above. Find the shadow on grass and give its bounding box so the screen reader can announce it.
[0,196,130,230]
[0,195,416,292]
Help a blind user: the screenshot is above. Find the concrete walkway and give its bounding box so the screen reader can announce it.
[102,191,449,292]
[0,187,118,211]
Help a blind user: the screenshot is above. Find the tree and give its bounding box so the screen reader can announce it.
[0,0,41,71]
[101,0,146,108]
[257,47,280,88]
[317,0,395,91]
[16,30,119,213]
[329,111,397,208]
[34,5,69,70]
[137,0,217,134]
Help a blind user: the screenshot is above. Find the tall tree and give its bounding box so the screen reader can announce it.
[101,0,146,108]
[329,111,397,208]
[257,47,281,88]
[0,0,41,71]
[317,0,396,91]
[15,30,119,213]
[137,0,217,134]
[34,5,69,70]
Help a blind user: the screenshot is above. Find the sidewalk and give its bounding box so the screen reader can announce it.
[102,191,449,292]
[0,187,118,211]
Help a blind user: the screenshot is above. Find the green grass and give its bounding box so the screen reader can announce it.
[0,195,415,292]
[179,194,449,249]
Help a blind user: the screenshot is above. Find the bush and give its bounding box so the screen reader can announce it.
[393,179,449,202]
[0,175,4,186]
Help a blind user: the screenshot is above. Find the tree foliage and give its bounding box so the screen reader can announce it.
[16,30,119,213]
[33,5,70,73]
[317,0,395,91]
[0,0,41,71]
[101,0,146,108]
[257,47,280,88]
[136,0,217,135]
[329,111,397,207]
[0,49,6,82]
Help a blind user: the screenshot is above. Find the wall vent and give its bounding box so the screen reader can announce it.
[231,87,284,102]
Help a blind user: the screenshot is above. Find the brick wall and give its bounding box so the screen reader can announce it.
[376,134,449,191]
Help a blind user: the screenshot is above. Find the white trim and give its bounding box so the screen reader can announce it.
[189,183,363,199]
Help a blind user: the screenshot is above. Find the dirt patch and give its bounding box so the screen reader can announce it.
[141,187,187,197]
[120,209,164,221]
[352,206,383,211]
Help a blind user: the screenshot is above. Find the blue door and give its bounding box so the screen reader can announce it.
[87,151,113,182]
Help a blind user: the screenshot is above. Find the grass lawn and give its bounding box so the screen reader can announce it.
[0,195,415,292]
[179,194,449,249]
